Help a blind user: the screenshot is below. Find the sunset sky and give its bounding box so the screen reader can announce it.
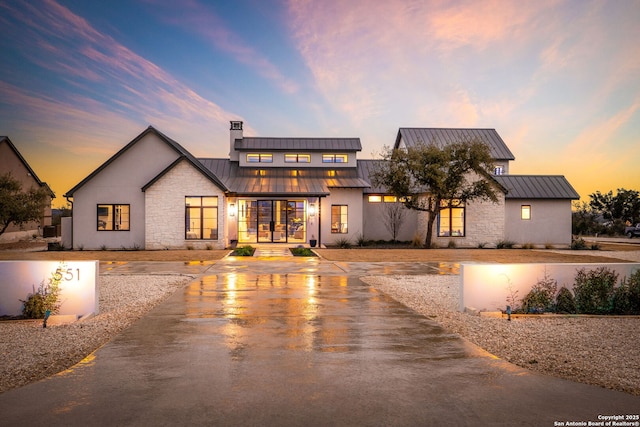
[1,0,639,204]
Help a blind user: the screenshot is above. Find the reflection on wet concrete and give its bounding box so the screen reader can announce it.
[1,259,639,425]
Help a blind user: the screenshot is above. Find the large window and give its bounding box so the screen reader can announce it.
[331,205,348,234]
[97,204,130,231]
[438,199,465,237]
[322,154,348,163]
[186,196,218,240]
[285,154,310,163]
[246,153,273,163]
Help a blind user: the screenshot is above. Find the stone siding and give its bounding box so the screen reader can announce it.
[145,160,226,249]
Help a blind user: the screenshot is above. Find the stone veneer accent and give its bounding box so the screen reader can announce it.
[415,194,506,248]
[145,160,226,249]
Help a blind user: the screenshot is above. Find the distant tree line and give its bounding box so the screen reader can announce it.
[572,188,640,236]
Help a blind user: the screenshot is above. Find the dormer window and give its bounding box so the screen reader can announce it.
[322,154,348,163]
[494,165,504,175]
[247,153,272,163]
[285,154,310,163]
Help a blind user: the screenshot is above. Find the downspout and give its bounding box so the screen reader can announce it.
[65,195,73,250]
[318,196,322,248]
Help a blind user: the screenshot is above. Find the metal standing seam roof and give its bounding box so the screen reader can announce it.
[493,175,580,199]
[235,137,362,151]
[199,158,370,196]
[395,128,515,161]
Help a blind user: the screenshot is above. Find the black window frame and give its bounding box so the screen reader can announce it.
[185,196,219,240]
[97,204,130,231]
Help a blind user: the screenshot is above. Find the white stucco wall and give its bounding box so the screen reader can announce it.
[362,199,418,242]
[320,188,364,245]
[70,132,180,250]
[504,199,573,247]
[145,160,226,249]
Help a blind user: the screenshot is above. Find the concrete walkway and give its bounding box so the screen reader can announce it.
[1,256,638,426]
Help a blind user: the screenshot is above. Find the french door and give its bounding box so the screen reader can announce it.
[238,200,306,243]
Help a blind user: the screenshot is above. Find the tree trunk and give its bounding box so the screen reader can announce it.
[424,212,437,248]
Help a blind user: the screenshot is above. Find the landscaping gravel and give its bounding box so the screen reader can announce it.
[0,275,192,394]
[362,273,640,396]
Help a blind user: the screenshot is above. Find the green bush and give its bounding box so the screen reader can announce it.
[521,271,557,313]
[612,270,640,314]
[21,272,62,319]
[571,237,587,250]
[290,248,316,257]
[232,245,255,256]
[573,267,618,314]
[555,287,576,314]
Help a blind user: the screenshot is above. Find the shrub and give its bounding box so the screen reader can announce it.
[20,269,62,319]
[334,237,352,249]
[232,245,255,256]
[571,237,587,250]
[447,240,457,248]
[521,270,557,313]
[521,243,534,249]
[290,248,316,257]
[612,270,640,315]
[573,267,618,314]
[555,287,576,314]
[496,240,515,249]
[355,233,367,247]
[410,233,423,248]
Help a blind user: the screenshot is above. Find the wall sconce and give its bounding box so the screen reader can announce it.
[229,203,236,217]
[309,203,316,217]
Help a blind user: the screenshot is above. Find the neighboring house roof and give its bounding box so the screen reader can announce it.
[395,128,515,161]
[199,158,370,196]
[0,136,55,197]
[235,137,362,152]
[65,126,199,197]
[494,175,579,199]
[142,156,228,192]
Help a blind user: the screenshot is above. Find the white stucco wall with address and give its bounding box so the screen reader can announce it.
[0,261,99,317]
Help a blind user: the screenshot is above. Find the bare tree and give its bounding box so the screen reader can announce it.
[380,201,406,242]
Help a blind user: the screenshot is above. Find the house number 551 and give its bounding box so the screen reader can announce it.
[53,268,80,281]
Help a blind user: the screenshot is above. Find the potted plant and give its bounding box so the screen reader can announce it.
[310,235,317,248]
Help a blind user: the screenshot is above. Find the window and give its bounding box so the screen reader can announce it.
[247,153,273,163]
[438,199,465,237]
[97,204,130,231]
[322,154,348,163]
[521,205,531,220]
[494,165,504,175]
[331,205,348,234]
[383,195,397,203]
[186,196,218,240]
[368,195,382,203]
[285,154,310,163]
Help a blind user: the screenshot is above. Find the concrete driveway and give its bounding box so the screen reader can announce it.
[0,258,638,426]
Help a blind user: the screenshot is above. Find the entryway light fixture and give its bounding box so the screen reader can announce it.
[309,203,316,217]
[229,203,236,217]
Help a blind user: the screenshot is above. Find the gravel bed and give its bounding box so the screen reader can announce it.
[0,275,192,394]
[362,274,640,396]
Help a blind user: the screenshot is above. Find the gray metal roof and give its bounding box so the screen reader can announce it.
[493,175,579,199]
[199,158,370,196]
[395,128,515,160]
[357,159,387,194]
[235,137,362,152]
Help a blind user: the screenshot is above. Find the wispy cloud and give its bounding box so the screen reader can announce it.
[141,0,299,94]
[0,0,244,156]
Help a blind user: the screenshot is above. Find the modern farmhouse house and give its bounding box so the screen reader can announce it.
[63,121,579,250]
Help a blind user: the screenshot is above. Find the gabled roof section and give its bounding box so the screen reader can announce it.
[142,156,228,192]
[199,158,369,196]
[395,128,515,161]
[1,136,55,197]
[65,126,196,197]
[493,175,579,199]
[235,137,362,152]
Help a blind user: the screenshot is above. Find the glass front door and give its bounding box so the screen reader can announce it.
[238,199,306,243]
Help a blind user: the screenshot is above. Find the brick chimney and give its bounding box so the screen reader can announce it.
[229,121,243,161]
